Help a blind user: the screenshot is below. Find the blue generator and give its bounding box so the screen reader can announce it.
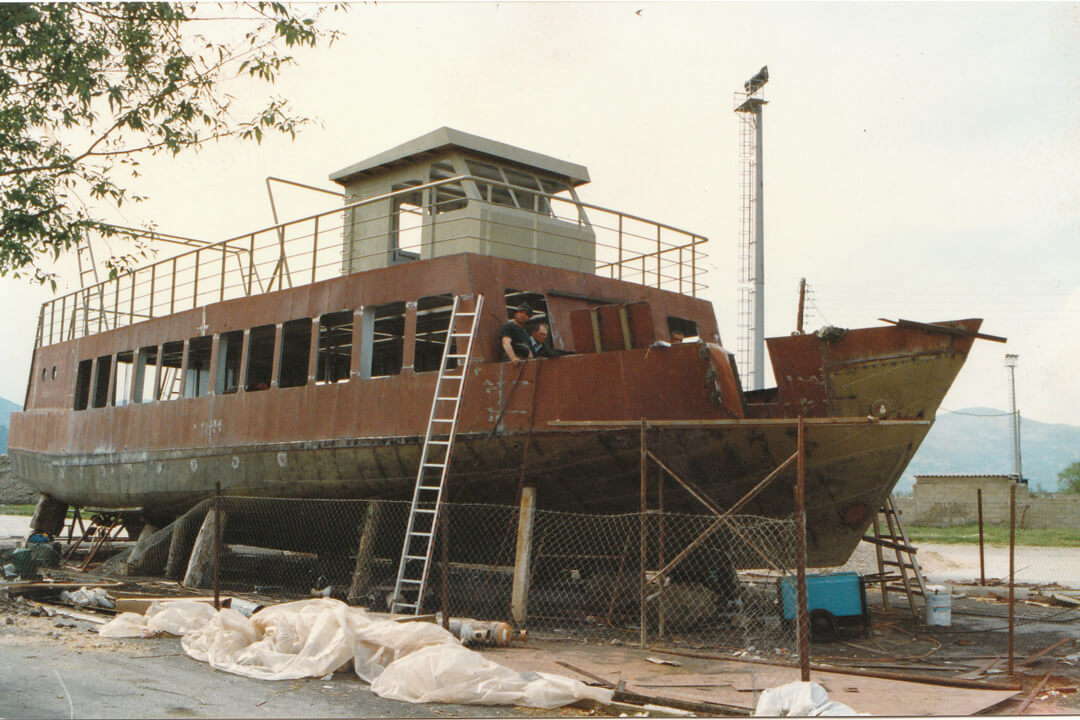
[779,572,870,640]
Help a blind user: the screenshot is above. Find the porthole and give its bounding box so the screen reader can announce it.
[51,366,57,380]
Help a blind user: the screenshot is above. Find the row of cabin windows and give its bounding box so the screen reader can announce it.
[70,291,553,411]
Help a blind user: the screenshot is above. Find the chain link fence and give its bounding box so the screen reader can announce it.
[124,496,798,655]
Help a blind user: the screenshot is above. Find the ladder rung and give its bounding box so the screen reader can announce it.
[405,554,429,561]
[398,579,423,585]
[411,531,433,537]
[450,332,473,338]
[427,440,450,445]
[419,485,442,491]
[431,418,453,423]
[446,354,467,359]
[413,507,437,514]
[455,312,476,317]
[435,396,458,402]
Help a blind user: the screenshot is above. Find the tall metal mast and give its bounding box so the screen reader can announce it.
[735,66,768,390]
[1005,353,1023,482]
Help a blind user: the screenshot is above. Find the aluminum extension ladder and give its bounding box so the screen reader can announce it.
[864,495,928,618]
[390,293,484,614]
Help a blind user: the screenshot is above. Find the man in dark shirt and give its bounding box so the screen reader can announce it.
[500,304,533,364]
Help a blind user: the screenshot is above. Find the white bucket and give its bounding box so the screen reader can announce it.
[925,584,952,626]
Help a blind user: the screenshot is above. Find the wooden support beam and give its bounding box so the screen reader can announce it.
[126,523,167,576]
[510,485,537,625]
[165,501,210,580]
[348,501,386,604]
[183,508,227,589]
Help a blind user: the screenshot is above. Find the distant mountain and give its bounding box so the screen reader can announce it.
[897,407,1080,494]
[0,396,20,455]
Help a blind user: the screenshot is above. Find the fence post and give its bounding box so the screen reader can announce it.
[1008,483,1016,675]
[214,481,221,611]
[795,416,810,681]
[441,504,450,631]
[640,418,648,649]
[977,489,985,586]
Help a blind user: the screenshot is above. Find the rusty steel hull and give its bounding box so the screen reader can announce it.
[9,301,981,566]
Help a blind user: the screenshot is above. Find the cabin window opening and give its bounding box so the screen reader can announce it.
[316,311,352,384]
[159,341,185,400]
[414,294,456,373]
[370,301,405,378]
[430,162,467,214]
[278,318,312,389]
[216,331,244,395]
[74,359,92,410]
[667,317,699,343]
[51,366,57,380]
[467,160,515,208]
[245,325,275,391]
[134,345,158,403]
[158,343,184,399]
[184,336,213,398]
[91,354,112,408]
[391,182,423,259]
[112,351,134,406]
[504,289,550,326]
[503,167,541,213]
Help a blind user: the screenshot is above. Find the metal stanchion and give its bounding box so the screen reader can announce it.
[796,416,810,681]
[977,488,985,586]
[639,418,648,650]
[1008,483,1016,675]
[213,481,221,611]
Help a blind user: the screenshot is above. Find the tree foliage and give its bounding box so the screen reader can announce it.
[1058,461,1080,494]
[0,2,342,285]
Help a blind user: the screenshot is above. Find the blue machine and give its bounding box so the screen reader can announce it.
[779,572,870,639]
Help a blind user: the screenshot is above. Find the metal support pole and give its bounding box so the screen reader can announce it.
[441,504,450,631]
[796,416,810,681]
[213,481,221,611]
[1008,483,1016,676]
[658,461,665,639]
[640,418,648,649]
[977,489,985,586]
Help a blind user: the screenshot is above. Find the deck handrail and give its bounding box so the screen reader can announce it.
[37,175,709,347]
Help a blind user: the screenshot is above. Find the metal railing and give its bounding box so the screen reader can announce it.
[37,176,708,347]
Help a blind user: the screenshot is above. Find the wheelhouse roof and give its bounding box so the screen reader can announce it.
[329,127,591,187]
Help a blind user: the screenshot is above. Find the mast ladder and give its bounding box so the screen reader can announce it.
[390,293,484,615]
[863,495,927,618]
[75,238,111,332]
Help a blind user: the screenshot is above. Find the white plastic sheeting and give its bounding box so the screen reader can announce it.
[98,598,612,709]
[754,681,860,716]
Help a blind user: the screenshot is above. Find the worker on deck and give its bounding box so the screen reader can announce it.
[500,304,534,364]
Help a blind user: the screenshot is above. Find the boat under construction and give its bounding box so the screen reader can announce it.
[9,127,991,570]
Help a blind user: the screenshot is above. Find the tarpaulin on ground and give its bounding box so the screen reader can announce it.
[99,598,612,709]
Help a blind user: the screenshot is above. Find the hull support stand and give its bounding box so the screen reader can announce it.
[510,485,537,625]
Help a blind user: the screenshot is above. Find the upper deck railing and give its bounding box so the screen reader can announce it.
[35,176,708,347]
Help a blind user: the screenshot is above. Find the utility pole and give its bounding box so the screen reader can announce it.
[1004,354,1022,483]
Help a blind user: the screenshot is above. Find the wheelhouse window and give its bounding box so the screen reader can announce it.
[370,302,405,378]
[390,181,423,259]
[430,162,466,214]
[245,325,275,391]
[216,330,244,395]
[467,160,515,208]
[278,318,312,389]
[414,294,456,373]
[316,311,352,384]
[184,336,213,398]
[91,355,112,408]
[504,289,550,327]
[74,359,92,410]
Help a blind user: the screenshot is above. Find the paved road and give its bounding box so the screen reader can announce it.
[0,610,541,719]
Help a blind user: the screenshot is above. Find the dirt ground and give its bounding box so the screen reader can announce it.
[3,516,1080,716]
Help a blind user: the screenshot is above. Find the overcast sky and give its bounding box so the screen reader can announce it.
[1,2,1078,430]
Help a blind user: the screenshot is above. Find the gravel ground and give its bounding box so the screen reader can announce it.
[839,540,1080,589]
